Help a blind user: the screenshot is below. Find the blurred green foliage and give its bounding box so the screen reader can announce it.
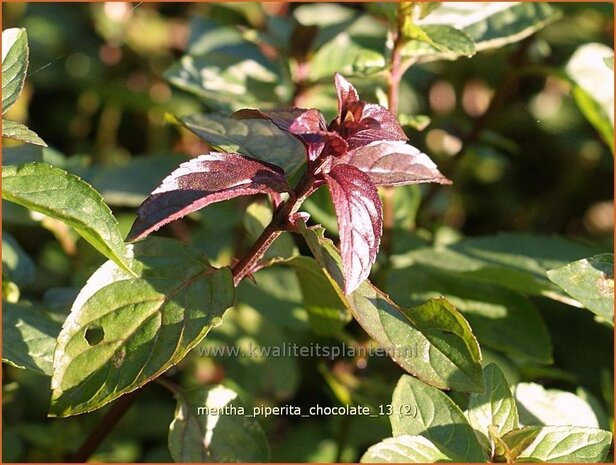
[2,2,613,462]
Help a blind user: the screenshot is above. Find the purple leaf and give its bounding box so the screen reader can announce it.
[234,108,347,160]
[334,73,359,118]
[335,101,408,149]
[324,164,383,294]
[127,152,290,242]
[334,140,452,186]
[331,74,407,149]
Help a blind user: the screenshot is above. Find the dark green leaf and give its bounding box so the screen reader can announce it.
[390,375,487,461]
[50,237,234,416]
[2,28,29,114]
[518,426,612,462]
[2,119,46,146]
[298,222,484,393]
[467,364,518,450]
[360,434,453,463]
[168,385,269,462]
[2,162,132,274]
[175,113,306,177]
[2,231,35,287]
[406,233,599,302]
[547,254,614,325]
[387,264,553,363]
[3,301,61,376]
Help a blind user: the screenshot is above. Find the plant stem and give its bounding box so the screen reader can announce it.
[72,391,138,462]
[379,22,408,280]
[231,168,318,286]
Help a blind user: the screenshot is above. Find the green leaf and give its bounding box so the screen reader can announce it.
[298,222,484,392]
[467,364,518,450]
[387,264,553,363]
[3,301,61,376]
[308,32,386,81]
[547,254,614,326]
[420,2,561,54]
[287,256,351,336]
[3,280,20,303]
[2,231,35,287]
[164,18,287,111]
[398,114,431,131]
[406,233,600,303]
[2,162,132,274]
[360,435,453,463]
[518,426,612,463]
[175,113,306,177]
[2,119,46,146]
[401,24,476,62]
[168,384,269,462]
[515,383,601,428]
[2,28,29,114]
[243,202,298,267]
[493,426,541,463]
[390,375,487,461]
[605,56,614,70]
[566,43,614,153]
[49,237,234,416]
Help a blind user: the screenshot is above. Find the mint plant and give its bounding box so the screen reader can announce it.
[3,3,614,463]
[362,364,613,463]
[128,73,450,293]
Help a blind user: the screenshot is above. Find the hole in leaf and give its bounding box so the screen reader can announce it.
[85,325,104,346]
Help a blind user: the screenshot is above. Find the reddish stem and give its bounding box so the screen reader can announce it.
[231,168,318,285]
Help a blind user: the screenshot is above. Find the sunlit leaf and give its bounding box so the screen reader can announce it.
[547,254,614,326]
[2,162,131,273]
[2,119,46,146]
[390,375,487,461]
[2,28,28,114]
[515,383,600,428]
[50,237,234,416]
[518,426,612,462]
[467,364,518,450]
[360,435,453,463]
[566,43,614,153]
[168,385,269,462]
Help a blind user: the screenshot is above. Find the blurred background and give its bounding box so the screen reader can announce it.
[2,2,614,462]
